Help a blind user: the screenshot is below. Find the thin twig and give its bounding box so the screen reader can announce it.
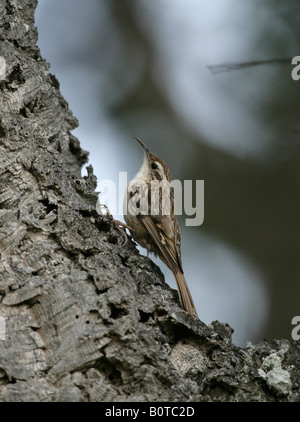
[207,57,293,74]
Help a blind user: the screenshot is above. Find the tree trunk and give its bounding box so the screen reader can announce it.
[0,0,299,402]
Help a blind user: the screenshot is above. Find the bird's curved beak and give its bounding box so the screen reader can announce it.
[132,135,150,158]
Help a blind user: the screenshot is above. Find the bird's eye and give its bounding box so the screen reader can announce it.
[151,162,158,170]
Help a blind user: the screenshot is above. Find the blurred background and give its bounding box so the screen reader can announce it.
[35,0,300,346]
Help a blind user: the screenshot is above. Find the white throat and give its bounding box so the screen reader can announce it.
[130,154,149,183]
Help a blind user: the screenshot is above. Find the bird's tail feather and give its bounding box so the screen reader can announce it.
[174,271,198,319]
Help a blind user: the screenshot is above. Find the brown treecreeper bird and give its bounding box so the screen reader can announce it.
[124,136,198,318]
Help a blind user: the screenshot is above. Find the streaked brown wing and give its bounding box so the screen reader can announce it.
[140,214,183,273]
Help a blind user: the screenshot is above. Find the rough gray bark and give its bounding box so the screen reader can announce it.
[0,0,299,402]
